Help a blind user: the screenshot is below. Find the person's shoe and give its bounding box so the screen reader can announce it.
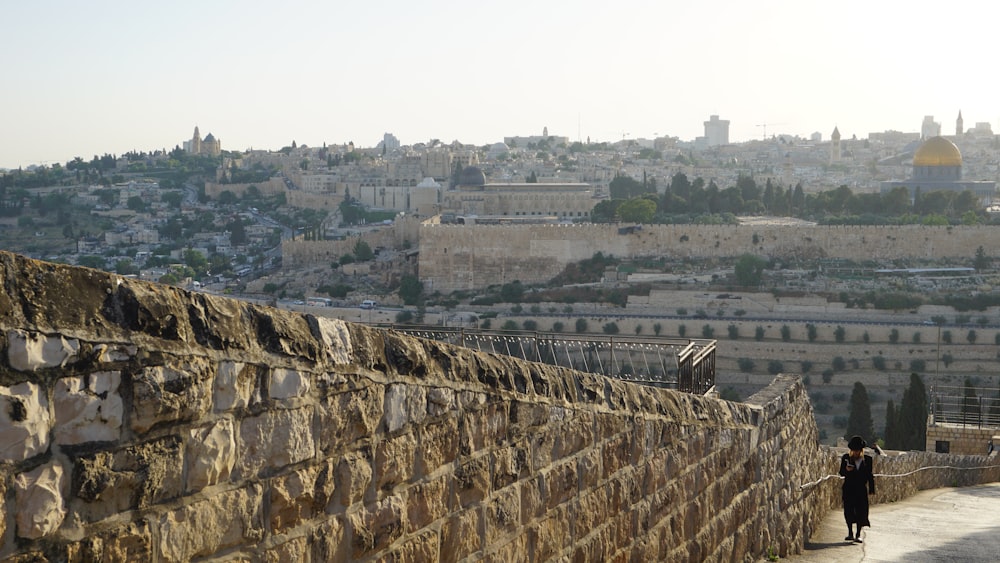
[853,537,863,544]
[845,535,854,541]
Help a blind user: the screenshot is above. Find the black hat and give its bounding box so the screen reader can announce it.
[848,436,866,450]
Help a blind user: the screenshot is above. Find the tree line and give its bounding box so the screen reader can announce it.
[594,172,990,225]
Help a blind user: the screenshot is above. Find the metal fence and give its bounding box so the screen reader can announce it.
[930,385,1000,428]
[379,325,716,394]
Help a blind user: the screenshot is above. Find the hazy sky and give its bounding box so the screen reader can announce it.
[3,0,998,169]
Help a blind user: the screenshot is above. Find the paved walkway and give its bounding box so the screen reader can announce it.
[778,482,1000,562]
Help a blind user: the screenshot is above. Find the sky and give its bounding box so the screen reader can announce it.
[3,0,1000,169]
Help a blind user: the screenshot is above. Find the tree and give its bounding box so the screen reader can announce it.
[755,326,765,341]
[617,197,656,223]
[974,245,990,271]
[889,328,899,344]
[602,322,620,335]
[834,325,846,343]
[353,240,374,261]
[737,358,755,373]
[845,381,875,442]
[767,360,783,375]
[883,399,898,449]
[653,322,662,336]
[701,324,714,338]
[896,373,928,450]
[78,255,106,270]
[832,356,847,372]
[575,318,589,333]
[727,323,739,340]
[806,324,818,342]
[126,195,147,212]
[967,329,977,344]
[961,378,982,424]
[734,254,767,287]
[398,274,423,306]
[678,324,687,337]
[942,330,952,344]
[872,355,887,371]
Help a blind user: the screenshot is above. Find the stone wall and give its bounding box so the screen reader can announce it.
[0,252,997,562]
[418,223,1000,291]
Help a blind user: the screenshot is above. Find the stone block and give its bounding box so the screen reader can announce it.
[376,529,439,563]
[348,496,405,559]
[65,521,152,563]
[157,484,265,562]
[185,418,236,492]
[545,459,579,511]
[214,361,254,412]
[318,385,384,454]
[316,317,353,365]
[335,450,373,508]
[459,402,507,455]
[418,417,459,477]
[236,406,314,479]
[74,436,184,521]
[269,466,320,534]
[264,536,309,563]
[269,367,310,400]
[519,475,545,524]
[453,456,490,508]
[14,461,67,539]
[440,508,482,563]
[484,532,530,563]
[426,387,456,417]
[374,431,416,494]
[310,517,347,562]
[131,360,213,434]
[93,343,137,363]
[53,371,123,445]
[405,475,449,533]
[384,384,427,433]
[0,381,50,462]
[485,485,520,545]
[7,329,79,371]
[531,506,569,561]
[491,445,529,490]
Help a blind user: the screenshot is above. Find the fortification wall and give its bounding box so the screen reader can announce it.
[282,218,421,269]
[204,178,286,200]
[418,223,1000,291]
[0,252,997,562]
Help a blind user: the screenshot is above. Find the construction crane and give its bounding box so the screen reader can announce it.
[755,122,785,140]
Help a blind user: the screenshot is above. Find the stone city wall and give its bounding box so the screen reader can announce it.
[418,223,1000,291]
[0,252,997,562]
[282,218,421,269]
[204,178,287,200]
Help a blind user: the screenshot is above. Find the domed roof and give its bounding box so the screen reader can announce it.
[458,166,486,186]
[913,136,962,167]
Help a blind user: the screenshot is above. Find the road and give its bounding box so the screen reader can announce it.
[778,483,1000,562]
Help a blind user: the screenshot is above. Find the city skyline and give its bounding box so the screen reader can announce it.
[3,0,999,169]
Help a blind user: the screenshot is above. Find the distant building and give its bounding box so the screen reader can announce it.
[703,115,730,147]
[504,127,569,149]
[880,136,996,205]
[920,116,941,139]
[956,110,964,136]
[183,126,221,156]
[830,127,842,163]
[441,166,596,220]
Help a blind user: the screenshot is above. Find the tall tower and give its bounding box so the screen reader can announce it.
[830,126,842,163]
[703,115,730,147]
[191,126,202,155]
[956,110,964,135]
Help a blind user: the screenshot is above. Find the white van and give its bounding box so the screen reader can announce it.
[360,300,377,310]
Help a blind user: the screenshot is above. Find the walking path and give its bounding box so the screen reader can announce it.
[778,482,1000,562]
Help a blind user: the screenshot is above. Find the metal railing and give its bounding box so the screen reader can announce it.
[930,385,1000,428]
[378,325,716,394]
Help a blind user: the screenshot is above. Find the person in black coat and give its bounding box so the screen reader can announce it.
[839,435,875,543]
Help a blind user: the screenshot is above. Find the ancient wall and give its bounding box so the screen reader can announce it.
[204,178,287,200]
[418,223,1000,291]
[282,218,421,269]
[0,252,997,562]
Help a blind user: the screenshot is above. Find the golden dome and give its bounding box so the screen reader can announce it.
[912,136,962,167]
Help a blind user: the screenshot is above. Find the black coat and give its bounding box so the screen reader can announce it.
[839,453,875,526]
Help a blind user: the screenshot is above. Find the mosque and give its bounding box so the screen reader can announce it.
[880,134,996,206]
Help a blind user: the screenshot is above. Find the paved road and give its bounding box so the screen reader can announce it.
[779,483,1000,562]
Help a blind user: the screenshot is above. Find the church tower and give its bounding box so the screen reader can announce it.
[956,110,964,135]
[830,126,842,163]
[190,126,202,155]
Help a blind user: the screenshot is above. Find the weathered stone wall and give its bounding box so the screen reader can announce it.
[418,223,1000,291]
[0,252,997,562]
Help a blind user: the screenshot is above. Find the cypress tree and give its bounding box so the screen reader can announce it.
[897,373,928,451]
[845,381,875,442]
[883,399,898,449]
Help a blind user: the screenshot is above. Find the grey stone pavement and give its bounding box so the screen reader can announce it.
[777,482,1000,562]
